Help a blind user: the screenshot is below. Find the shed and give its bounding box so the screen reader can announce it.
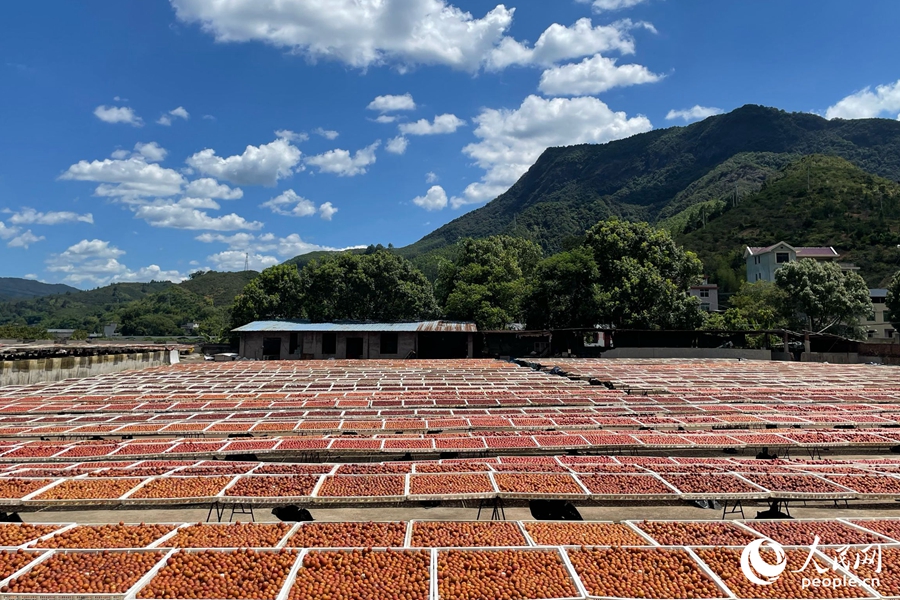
[232,320,477,360]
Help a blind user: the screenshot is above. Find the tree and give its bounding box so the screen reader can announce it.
[775,259,872,337]
[887,270,900,330]
[524,247,601,329]
[583,219,705,329]
[436,236,542,330]
[299,250,438,322]
[231,264,304,328]
[729,281,789,330]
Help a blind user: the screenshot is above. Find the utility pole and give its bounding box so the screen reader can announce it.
[244,253,249,271]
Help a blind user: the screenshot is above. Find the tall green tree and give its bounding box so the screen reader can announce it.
[299,250,438,322]
[729,281,789,329]
[524,247,601,329]
[887,270,900,330]
[775,259,872,336]
[231,264,304,328]
[436,236,542,330]
[583,219,706,329]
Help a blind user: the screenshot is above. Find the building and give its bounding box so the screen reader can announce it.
[744,242,842,283]
[689,277,719,312]
[863,289,896,340]
[233,320,477,360]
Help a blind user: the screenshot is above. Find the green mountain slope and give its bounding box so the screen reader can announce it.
[180,270,259,306]
[678,155,900,288]
[0,278,79,301]
[401,105,900,258]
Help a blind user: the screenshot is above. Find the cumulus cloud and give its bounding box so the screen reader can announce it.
[413,185,448,211]
[157,106,190,126]
[318,202,337,220]
[825,80,900,119]
[133,199,263,231]
[60,156,186,199]
[0,222,18,240]
[374,115,397,124]
[399,114,466,135]
[46,239,184,285]
[183,178,244,200]
[94,105,143,126]
[578,0,650,12]
[275,129,309,143]
[452,95,652,207]
[385,136,409,155]
[367,93,417,112]
[538,54,662,96]
[197,231,349,270]
[186,139,302,186]
[487,18,648,70]
[170,0,515,71]
[313,127,339,140]
[133,141,168,162]
[426,171,439,183]
[306,141,380,176]
[8,208,94,225]
[7,230,44,249]
[665,105,724,123]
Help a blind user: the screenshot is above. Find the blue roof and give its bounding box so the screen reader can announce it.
[232,320,476,333]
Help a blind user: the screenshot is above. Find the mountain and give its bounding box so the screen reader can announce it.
[400,105,900,262]
[0,278,79,301]
[677,154,900,289]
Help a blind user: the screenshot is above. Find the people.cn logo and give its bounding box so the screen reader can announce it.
[741,539,788,585]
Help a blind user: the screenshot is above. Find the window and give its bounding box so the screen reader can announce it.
[867,312,876,323]
[699,290,710,298]
[887,329,895,338]
[380,332,399,355]
[776,252,790,264]
[868,330,876,339]
[322,332,336,354]
[289,332,300,354]
[701,303,711,312]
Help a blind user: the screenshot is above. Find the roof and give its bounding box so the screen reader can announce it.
[870,289,889,298]
[232,320,477,333]
[744,242,840,258]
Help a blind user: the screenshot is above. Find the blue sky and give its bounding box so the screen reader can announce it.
[2,0,900,288]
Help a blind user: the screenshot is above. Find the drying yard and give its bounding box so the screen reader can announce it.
[0,358,899,599]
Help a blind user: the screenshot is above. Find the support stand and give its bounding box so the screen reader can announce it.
[206,502,256,522]
[721,500,744,519]
[476,498,506,521]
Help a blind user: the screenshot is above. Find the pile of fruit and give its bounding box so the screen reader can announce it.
[523,522,649,546]
[632,521,759,546]
[0,523,60,546]
[36,523,176,549]
[2,550,164,594]
[130,476,233,499]
[317,475,405,497]
[579,474,677,495]
[494,473,583,495]
[409,474,494,495]
[288,522,407,548]
[163,523,292,548]
[411,521,527,547]
[437,549,579,600]
[35,478,140,500]
[225,475,319,498]
[290,549,429,600]
[745,520,886,546]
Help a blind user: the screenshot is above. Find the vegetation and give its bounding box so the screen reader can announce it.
[436,236,542,330]
[775,259,872,337]
[886,271,900,330]
[524,247,601,330]
[231,264,305,328]
[0,324,53,340]
[0,278,79,301]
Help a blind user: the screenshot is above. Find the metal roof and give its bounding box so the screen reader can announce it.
[745,243,839,258]
[232,320,477,333]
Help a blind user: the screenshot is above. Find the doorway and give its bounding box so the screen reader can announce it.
[346,337,364,359]
[262,337,281,360]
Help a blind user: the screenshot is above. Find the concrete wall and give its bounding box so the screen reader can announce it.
[0,350,169,386]
[240,331,417,360]
[601,347,772,360]
[801,352,879,364]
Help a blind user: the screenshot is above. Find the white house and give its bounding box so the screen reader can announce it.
[744,242,841,283]
[689,277,719,312]
[864,289,895,340]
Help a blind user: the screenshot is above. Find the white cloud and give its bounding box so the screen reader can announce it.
[8,208,94,225]
[538,54,661,96]
[157,106,190,126]
[134,141,168,162]
[665,105,724,123]
[60,156,186,199]
[186,138,302,186]
[487,18,646,70]
[306,141,380,176]
[7,230,44,249]
[367,93,416,112]
[184,178,244,199]
[46,239,184,285]
[578,0,649,12]
[23,274,38,280]
[318,202,337,220]
[452,95,652,207]
[203,114,216,121]
[825,80,900,119]
[275,129,309,143]
[374,115,397,124]
[313,127,339,140]
[0,222,16,240]
[413,185,448,211]
[94,105,143,127]
[385,136,409,155]
[110,149,130,160]
[175,197,221,210]
[134,200,263,231]
[261,189,317,217]
[170,0,515,71]
[197,231,348,270]
[399,113,466,135]
[425,171,439,184]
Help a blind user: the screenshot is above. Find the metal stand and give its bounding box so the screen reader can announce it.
[805,446,823,460]
[476,498,506,521]
[721,500,745,519]
[206,502,256,522]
